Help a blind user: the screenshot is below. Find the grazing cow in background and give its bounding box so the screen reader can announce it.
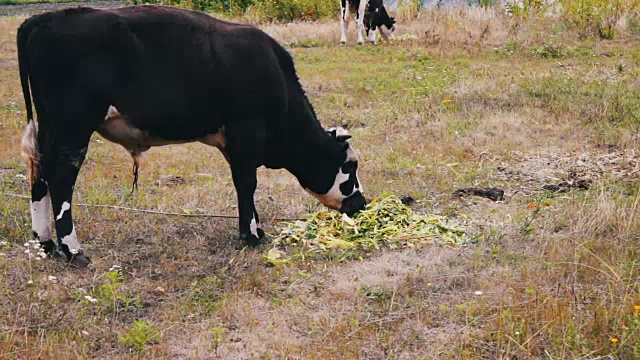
[18,5,367,267]
[340,0,396,45]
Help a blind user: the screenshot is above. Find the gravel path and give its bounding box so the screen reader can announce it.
[0,0,125,17]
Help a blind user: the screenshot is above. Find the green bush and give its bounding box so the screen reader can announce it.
[130,0,340,22]
[118,320,160,352]
[559,0,640,39]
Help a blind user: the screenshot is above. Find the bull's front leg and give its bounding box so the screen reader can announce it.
[340,1,348,44]
[227,126,268,248]
[230,161,267,247]
[356,2,366,44]
[367,23,378,44]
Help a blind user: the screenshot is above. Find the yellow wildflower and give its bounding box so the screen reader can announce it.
[610,337,619,344]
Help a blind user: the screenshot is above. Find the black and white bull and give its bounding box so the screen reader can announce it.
[17,5,367,267]
[340,0,396,45]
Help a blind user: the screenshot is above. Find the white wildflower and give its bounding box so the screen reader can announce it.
[27,280,33,285]
[0,241,8,246]
[474,290,483,296]
[109,265,121,272]
[47,275,57,282]
[81,330,89,336]
[24,242,30,247]
[84,295,98,304]
[24,249,31,254]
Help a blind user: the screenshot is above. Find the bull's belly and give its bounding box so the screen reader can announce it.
[97,105,227,158]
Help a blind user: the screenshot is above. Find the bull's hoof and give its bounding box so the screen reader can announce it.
[68,252,92,268]
[240,229,271,249]
[39,240,57,255]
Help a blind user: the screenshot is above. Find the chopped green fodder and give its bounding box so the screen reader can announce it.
[265,194,470,265]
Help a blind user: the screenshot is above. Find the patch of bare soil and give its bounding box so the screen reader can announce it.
[166,247,484,359]
[494,148,639,196]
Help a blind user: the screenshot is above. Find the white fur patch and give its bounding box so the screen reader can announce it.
[250,216,258,237]
[368,28,377,44]
[31,192,52,240]
[379,25,395,40]
[60,225,80,250]
[105,105,120,120]
[327,168,351,200]
[56,201,70,221]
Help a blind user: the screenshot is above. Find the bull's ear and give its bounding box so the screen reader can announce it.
[327,126,351,141]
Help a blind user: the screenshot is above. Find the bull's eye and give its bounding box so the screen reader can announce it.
[339,169,359,196]
[341,161,357,174]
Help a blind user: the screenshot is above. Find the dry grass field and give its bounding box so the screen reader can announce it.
[0,5,639,359]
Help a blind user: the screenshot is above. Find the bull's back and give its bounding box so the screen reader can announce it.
[21,5,290,140]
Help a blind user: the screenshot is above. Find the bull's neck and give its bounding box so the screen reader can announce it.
[269,90,337,180]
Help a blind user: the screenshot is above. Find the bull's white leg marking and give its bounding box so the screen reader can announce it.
[250,216,258,237]
[368,28,377,44]
[356,1,366,44]
[60,225,80,251]
[56,201,70,221]
[31,192,52,240]
[340,6,348,44]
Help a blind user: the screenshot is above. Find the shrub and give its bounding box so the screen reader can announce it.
[118,320,160,352]
[130,0,340,22]
[559,0,640,39]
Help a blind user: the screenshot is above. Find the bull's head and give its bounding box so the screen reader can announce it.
[378,11,396,40]
[302,127,367,216]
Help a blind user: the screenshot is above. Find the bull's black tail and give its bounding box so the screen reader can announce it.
[17,20,38,186]
[17,21,33,123]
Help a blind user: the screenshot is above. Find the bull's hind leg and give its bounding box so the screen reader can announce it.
[30,178,55,254]
[49,140,91,267]
[21,119,56,254]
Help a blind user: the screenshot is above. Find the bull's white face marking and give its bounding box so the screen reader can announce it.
[56,201,70,221]
[304,164,363,210]
[31,192,52,240]
[379,24,395,40]
[250,216,258,237]
[60,225,80,251]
